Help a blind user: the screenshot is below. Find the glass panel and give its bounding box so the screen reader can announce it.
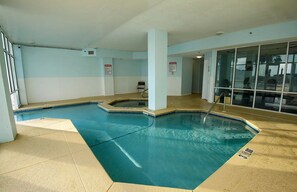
[3,53,11,92]
[9,41,13,55]
[214,88,231,104]
[1,32,5,49]
[215,49,235,88]
[9,56,16,92]
[254,91,281,111]
[5,37,8,51]
[234,46,258,89]
[10,57,18,91]
[7,54,15,92]
[257,43,287,91]
[233,90,254,107]
[284,41,297,92]
[281,93,297,114]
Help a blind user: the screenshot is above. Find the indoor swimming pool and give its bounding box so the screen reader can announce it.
[15,103,256,190]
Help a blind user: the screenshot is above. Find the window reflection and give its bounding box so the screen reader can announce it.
[1,32,5,49]
[214,41,297,114]
[1,31,20,109]
[254,91,281,111]
[257,43,287,91]
[234,46,258,89]
[233,90,254,107]
[284,41,297,92]
[214,88,231,104]
[215,49,235,88]
[281,93,297,114]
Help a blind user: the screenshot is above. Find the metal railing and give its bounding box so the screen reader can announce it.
[141,88,148,98]
[203,93,226,123]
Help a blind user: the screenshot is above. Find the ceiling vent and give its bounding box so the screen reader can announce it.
[82,48,96,56]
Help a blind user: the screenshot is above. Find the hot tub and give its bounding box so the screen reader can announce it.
[110,100,148,108]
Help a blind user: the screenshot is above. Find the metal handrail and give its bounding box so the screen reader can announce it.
[203,93,225,123]
[141,88,148,98]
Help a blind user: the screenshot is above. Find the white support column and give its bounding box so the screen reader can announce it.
[148,29,168,110]
[101,57,114,96]
[0,38,17,143]
[202,50,217,103]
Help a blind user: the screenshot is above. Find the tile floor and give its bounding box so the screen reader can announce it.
[1,93,297,192]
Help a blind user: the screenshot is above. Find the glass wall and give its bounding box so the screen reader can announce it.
[215,49,235,88]
[215,41,297,115]
[1,31,20,109]
[215,49,234,103]
[232,46,258,107]
[257,43,287,91]
[281,41,297,114]
[234,46,258,89]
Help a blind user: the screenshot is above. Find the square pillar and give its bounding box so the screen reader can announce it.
[148,29,168,110]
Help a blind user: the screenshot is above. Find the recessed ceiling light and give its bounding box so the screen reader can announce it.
[196,55,203,59]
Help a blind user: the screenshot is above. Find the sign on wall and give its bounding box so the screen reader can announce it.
[104,64,113,76]
[169,61,177,73]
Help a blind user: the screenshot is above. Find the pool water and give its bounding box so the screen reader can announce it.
[15,103,256,190]
[111,100,148,108]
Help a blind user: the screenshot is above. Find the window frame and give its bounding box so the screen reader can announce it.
[214,41,297,115]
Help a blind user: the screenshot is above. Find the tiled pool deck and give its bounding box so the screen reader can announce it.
[1,93,297,192]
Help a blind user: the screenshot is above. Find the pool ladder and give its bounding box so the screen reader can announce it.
[203,93,226,123]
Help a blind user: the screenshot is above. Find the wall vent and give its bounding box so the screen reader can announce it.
[82,48,96,56]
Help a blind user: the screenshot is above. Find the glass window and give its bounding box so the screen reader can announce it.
[257,43,287,91]
[1,32,5,49]
[4,37,8,51]
[284,41,297,93]
[8,56,16,92]
[214,88,231,103]
[3,53,11,92]
[215,41,297,114]
[234,46,258,89]
[254,91,281,111]
[233,90,254,107]
[215,49,235,88]
[9,41,13,55]
[1,31,20,108]
[7,54,15,92]
[281,93,297,114]
[11,57,18,91]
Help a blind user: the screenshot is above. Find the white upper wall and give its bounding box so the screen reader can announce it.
[21,46,103,103]
[169,20,297,55]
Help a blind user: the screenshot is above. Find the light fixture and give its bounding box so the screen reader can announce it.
[196,55,203,59]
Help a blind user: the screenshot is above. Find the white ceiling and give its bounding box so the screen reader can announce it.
[1,0,297,51]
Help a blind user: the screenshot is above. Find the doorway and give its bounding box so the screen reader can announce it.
[192,58,204,95]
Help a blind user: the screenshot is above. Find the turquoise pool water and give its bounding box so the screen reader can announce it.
[15,103,256,190]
